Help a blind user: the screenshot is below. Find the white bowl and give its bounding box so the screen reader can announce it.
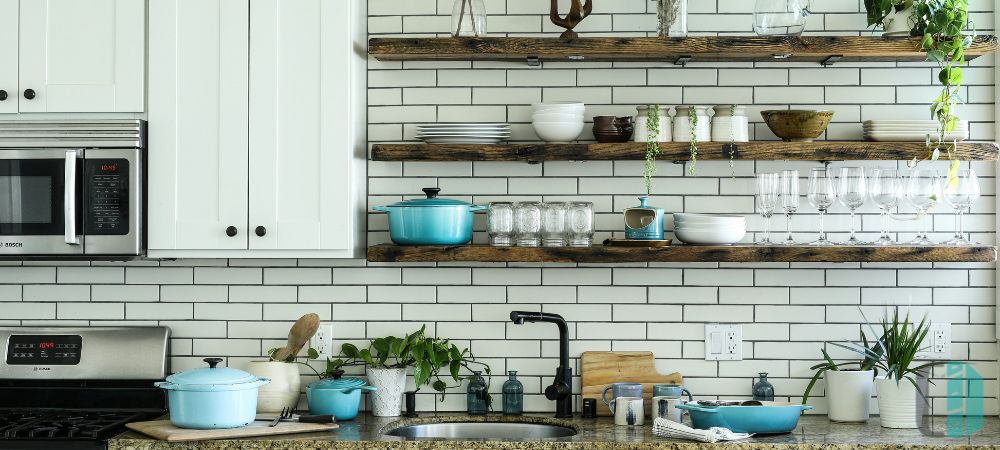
[532,113,585,122]
[533,104,586,114]
[674,227,746,245]
[675,223,746,233]
[674,213,745,222]
[532,121,585,143]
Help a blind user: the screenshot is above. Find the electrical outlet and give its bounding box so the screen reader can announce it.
[310,323,335,361]
[916,323,951,360]
[705,324,743,361]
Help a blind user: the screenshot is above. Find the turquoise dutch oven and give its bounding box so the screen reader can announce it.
[154,358,270,429]
[307,371,376,421]
[373,188,486,245]
[676,401,813,434]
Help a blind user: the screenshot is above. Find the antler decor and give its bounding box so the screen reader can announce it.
[550,0,593,39]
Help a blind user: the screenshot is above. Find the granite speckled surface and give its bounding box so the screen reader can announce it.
[109,414,1000,450]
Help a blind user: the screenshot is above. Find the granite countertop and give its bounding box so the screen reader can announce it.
[109,414,1000,450]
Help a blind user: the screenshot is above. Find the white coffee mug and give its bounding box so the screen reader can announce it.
[653,396,683,422]
[614,397,644,427]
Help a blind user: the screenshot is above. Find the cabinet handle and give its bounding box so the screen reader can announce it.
[255,226,267,237]
[0,90,7,101]
[23,89,35,100]
[226,226,238,237]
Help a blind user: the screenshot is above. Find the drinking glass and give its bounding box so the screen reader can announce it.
[753,0,812,36]
[807,167,836,246]
[541,202,569,247]
[837,167,867,245]
[514,201,542,247]
[905,170,941,245]
[487,202,514,247]
[869,169,903,245]
[755,173,780,245]
[779,170,799,245]
[567,202,595,247]
[942,169,981,246]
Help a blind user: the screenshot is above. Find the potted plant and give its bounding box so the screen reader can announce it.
[247,313,321,413]
[802,333,883,422]
[328,325,491,417]
[865,0,916,35]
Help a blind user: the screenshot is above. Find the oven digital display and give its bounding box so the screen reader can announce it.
[5,334,82,365]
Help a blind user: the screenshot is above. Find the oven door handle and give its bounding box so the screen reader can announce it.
[64,150,81,245]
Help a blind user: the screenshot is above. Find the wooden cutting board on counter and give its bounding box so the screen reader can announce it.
[126,420,339,442]
[580,351,683,417]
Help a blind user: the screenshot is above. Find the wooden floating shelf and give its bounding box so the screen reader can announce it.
[367,244,997,264]
[371,141,1000,162]
[368,36,998,63]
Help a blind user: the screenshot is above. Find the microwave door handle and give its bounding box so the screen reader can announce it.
[64,150,81,245]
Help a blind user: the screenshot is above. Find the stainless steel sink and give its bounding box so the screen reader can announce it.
[385,422,577,440]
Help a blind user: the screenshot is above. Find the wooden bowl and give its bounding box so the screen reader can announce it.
[760,110,834,142]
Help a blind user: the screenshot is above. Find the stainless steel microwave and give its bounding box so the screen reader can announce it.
[0,120,145,258]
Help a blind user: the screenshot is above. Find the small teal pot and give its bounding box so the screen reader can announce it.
[676,402,813,434]
[373,188,486,245]
[624,196,665,240]
[306,371,376,421]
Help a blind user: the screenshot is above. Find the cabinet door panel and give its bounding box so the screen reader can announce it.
[18,0,144,112]
[148,0,249,251]
[249,0,357,251]
[0,0,16,114]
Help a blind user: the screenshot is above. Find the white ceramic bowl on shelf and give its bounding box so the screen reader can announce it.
[532,113,585,122]
[674,213,747,226]
[674,227,747,245]
[532,121,585,143]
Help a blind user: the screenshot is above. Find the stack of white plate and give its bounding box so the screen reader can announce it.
[416,123,511,144]
[673,213,747,245]
[532,102,585,143]
[864,120,969,142]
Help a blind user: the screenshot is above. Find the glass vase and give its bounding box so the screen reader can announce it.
[452,0,487,37]
[502,371,524,415]
[467,371,488,415]
[752,372,775,401]
[657,0,688,37]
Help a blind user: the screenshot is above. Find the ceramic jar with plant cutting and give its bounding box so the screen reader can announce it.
[245,313,320,413]
[802,332,883,423]
[327,325,491,417]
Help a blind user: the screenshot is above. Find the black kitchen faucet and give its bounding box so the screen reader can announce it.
[509,311,573,418]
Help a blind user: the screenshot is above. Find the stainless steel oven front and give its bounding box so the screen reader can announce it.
[0,120,144,257]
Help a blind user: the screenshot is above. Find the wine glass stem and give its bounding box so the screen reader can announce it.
[958,210,966,239]
[881,209,889,239]
[818,209,826,241]
[849,209,856,241]
[764,213,771,241]
[785,213,792,241]
[920,209,928,239]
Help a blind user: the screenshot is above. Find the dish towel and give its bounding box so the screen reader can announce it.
[651,418,753,443]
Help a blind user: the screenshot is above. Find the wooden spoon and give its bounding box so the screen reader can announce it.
[271,313,321,361]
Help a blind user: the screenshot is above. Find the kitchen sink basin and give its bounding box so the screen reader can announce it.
[385,422,577,440]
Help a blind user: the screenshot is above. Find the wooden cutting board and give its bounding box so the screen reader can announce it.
[126,420,339,442]
[581,351,683,417]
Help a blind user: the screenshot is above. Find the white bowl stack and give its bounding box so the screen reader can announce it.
[532,102,585,143]
[864,120,969,142]
[673,213,747,245]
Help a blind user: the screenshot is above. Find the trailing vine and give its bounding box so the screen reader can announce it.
[643,104,661,195]
[688,107,698,176]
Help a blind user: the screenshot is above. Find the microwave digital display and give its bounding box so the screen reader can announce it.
[85,159,129,236]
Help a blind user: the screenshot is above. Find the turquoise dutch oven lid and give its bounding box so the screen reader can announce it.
[383,188,474,208]
[309,370,369,390]
[156,358,268,392]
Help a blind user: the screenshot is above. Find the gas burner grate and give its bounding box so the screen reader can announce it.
[0,410,146,441]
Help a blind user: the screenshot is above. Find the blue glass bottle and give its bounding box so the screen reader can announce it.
[502,371,523,415]
[467,371,488,415]
[753,372,775,401]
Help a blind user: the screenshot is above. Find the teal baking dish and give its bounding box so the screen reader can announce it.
[676,401,813,434]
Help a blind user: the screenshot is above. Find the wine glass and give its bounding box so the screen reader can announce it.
[905,170,941,245]
[780,170,799,245]
[869,169,903,246]
[807,167,836,246]
[755,173,780,245]
[837,167,867,245]
[942,169,981,246]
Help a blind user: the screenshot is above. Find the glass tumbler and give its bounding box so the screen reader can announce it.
[487,202,514,247]
[514,202,542,247]
[541,202,569,247]
[753,0,812,36]
[567,202,595,247]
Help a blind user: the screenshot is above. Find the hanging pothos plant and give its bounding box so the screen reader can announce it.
[688,107,699,176]
[643,104,661,195]
[865,0,973,181]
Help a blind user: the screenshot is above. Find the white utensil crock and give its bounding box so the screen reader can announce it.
[876,378,919,428]
[827,370,873,423]
[883,7,914,35]
[367,367,407,417]
[245,361,301,413]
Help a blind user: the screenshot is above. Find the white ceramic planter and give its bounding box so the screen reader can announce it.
[245,361,301,413]
[876,378,919,428]
[826,370,873,423]
[367,367,407,417]
[883,7,914,35]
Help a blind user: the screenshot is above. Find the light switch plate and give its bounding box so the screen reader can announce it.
[915,322,951,360]
[705,324,743,361]
[310,324,335,361]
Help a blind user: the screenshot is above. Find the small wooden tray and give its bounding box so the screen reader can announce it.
[126,420,338,442]
[603,238,673,247]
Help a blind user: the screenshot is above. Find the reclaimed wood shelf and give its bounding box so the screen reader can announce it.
[367,244,997,263]
[368,36,998,63]
[371,141,1000,162]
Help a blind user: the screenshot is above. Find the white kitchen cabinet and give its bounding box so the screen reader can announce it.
[18,0,145,113]
[148,0,366,258]
[0,0,17,114]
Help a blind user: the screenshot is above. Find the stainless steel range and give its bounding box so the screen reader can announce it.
[0,327,169,449]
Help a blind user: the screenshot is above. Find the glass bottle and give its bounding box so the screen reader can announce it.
[752,372,775,401]
[467,371,488,415]
[452,0,487,37]
[502,371,524,415]
[657,0,688,37]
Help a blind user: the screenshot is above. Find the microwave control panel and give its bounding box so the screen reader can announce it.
[85,159,130,236]
[5,334,83,365]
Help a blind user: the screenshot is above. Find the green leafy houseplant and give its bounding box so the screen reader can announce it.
[801,332,883,404]
[688,107,699,175]
[327,325,491,400]
[643,104,661,195]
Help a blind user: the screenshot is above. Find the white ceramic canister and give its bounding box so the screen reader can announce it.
[673,105,711,143]
[367,367,408,417]
[826,370,874,423]
[245,361,302,413]
[883,6,914,36]
[634,105,672,142]
[876,377,919,428]
[711,105,750,142]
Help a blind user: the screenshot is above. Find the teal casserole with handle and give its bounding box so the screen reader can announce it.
[373,188,486,245]
[676,402,813,434]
